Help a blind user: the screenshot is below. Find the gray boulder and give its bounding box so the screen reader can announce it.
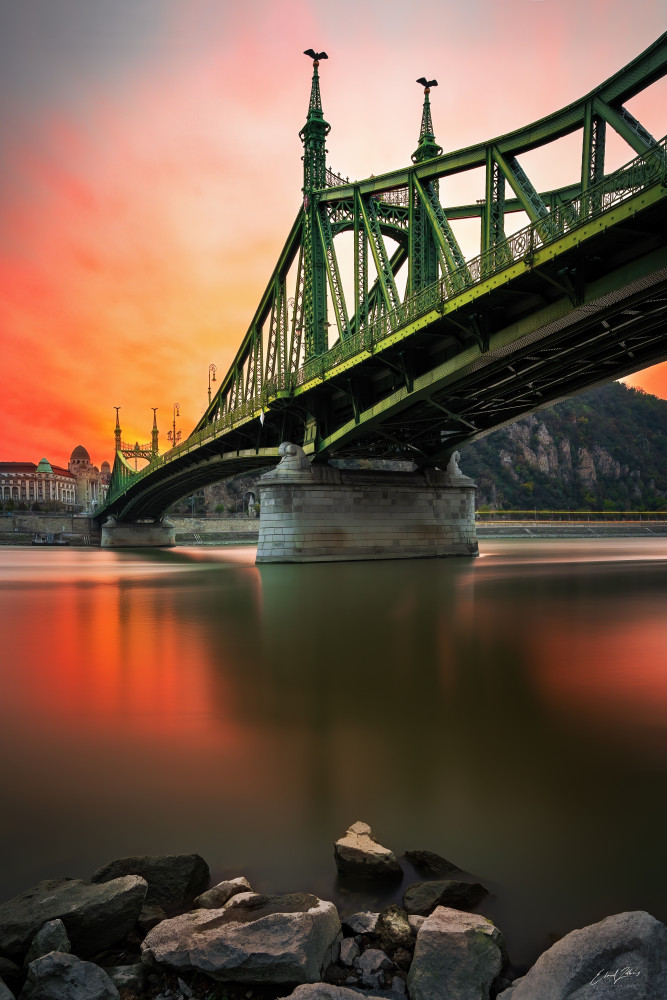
[377,905,413,953]
[339,939,360,967]
[407,906,505,1000]
[103,963,147,991]
[221,891,264,911]
[404,851,460,876]
[142,892,341,983]
[193,876,252,909]
[334,822,401,881]
[341,912,379,935]
[0,978,14,1000]
[496,910,667,1000]
[277,986,405,1000]
[0,877,147,961]
[137,902,167,933]
[24,919,70,966]
[91,853,209,913]
[403,880,488,916]
[20,952,119,1000]
[355,948,392,987]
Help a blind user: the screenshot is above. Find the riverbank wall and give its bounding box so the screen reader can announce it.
[173,518,667,542]
[2,514,665,545]
[476,519,667,537]
[0,514,259,546]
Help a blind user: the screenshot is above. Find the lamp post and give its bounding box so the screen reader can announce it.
[167,402,181,449]
[208,364,217,406]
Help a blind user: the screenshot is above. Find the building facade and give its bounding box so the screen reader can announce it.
[0,446,111,512]
[68,445,110,510]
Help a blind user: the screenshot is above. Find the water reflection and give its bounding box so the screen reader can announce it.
[0,541,665,968]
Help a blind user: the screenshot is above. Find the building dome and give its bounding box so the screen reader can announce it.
[101,461,110,471]
[70,445,90,461]
[36,457,53,474]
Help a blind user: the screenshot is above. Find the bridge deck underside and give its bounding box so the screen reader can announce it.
[100,191,667,523]
[101,451,279,522]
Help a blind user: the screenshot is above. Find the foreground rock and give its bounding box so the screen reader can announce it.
[91,853,209,913]
[0,979,14,1000]
[404,851,460,876]
[20,952,119,1000]
[137,902,167,933]
[104,963,148,991]
[355,947,393,987]
[403,880,488,916]
[341,912,379,935]
[142,892,341,983]
[0,877,147,961]
[194,875,252,909]
[278,986,405,1000]
[339,939,360,966]
[407,906,505,1000]
[377,905,414,953]
[24,918,71,966]
[334,822,402,881]
[497,910,667,999]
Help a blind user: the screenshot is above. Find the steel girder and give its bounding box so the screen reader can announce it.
[101,33,667,519]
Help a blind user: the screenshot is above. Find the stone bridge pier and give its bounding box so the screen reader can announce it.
[256,443,478,564]
[100,516,176,548]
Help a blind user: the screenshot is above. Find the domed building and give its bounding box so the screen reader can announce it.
[67,445,111,510]
[1,446,111,512]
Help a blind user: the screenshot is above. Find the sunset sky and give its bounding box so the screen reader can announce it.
[2,0,667,468]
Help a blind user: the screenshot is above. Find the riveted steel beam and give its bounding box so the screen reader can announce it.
[593,97,658,155]
[317,33,667,200]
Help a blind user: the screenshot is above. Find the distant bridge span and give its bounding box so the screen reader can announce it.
[99,34,667,524]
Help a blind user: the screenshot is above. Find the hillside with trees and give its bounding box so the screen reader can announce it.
[460,381,667,512]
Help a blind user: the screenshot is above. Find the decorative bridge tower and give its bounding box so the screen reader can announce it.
[410,79,443,294]
[300,50,331,358]
[255,63,477,563]
[102,408,174,548]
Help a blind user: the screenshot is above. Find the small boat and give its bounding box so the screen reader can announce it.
[32,532,70,546]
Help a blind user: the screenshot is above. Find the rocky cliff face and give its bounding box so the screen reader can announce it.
[461,382,667,511]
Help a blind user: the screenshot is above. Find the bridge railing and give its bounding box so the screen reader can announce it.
[294,135,667,389]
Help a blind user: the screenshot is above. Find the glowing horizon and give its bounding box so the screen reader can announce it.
[2,1,666,469]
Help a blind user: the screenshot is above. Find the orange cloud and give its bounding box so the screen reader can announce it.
[2,2,666,469]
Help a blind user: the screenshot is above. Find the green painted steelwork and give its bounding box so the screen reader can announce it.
[100,34,667,522]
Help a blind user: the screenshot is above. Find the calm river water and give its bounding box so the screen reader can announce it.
[1,539,666,968]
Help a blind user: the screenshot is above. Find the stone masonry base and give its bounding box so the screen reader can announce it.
[256,444,478,564]
[100,517,176,548]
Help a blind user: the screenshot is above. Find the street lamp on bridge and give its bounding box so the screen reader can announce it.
[167,403,181,449]
[208,364,217,406]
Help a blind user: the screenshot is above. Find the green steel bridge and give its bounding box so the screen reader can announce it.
[100,34,667,523]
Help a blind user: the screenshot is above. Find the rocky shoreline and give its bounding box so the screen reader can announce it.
[0,823,664,1000]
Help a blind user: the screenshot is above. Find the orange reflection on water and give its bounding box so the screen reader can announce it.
[532,610,667,726]
[1,555,246,752]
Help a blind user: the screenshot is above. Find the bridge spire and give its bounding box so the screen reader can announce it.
[300,49,330,192]
[300,49,331,358]
[114,406,121,454]
[151,407,159,456]
[412,78,443,163]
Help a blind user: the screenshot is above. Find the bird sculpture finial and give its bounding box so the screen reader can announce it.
[304,48,328,68]
[416,76,438,94]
